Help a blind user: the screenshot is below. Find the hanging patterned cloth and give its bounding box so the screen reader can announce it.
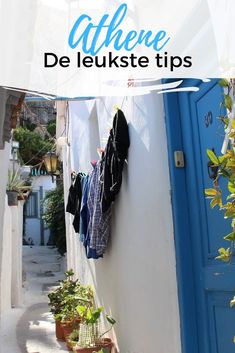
[87,161,111,258]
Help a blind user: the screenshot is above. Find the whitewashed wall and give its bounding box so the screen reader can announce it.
[58,93,181,353]
[0,144,25,327]
[0,144,11,323]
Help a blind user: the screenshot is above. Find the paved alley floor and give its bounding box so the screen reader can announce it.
[1,246,68,353]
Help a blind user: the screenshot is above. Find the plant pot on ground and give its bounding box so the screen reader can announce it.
[48,270,94,342]
[73,338,113,353]
[72,306,116,353]
[55,320,65,341]
[61,318,81,339]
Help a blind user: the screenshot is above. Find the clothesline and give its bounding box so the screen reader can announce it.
[66,108,130,259]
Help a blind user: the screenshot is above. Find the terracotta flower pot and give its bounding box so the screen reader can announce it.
[62,320,80,339]
[73,338,113,353]
[55,320,65,341]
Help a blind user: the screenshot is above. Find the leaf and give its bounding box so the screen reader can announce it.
[106,315,116,325]
[224,232,235,241]
[210,198,218,208]
[224,95,232,112]
[206,149,219,165]
[210,195,222,208]
[205,188,217,196]
[215,247,231,262]
[219,169,231,178]
[230,296,235,307]
[219,79,229,87]
[76,305,86,317]
[228,181,235,193]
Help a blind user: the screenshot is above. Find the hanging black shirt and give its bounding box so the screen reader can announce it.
[100,109,130,212]
[66,173,84,233]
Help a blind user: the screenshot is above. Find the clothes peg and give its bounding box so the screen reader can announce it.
[113,105,120,111]
[71,171,77,181]
[97,147,104,158]
[90,160,97,168]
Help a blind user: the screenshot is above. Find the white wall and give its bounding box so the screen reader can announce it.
[0,144,11,325]
[11,201,24,307]
[58,93,181,353]
[0,198,12,314]
[0,199,25,313]
[25,175,55,246]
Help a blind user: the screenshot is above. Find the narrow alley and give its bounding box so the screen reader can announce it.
[1,246,68,353]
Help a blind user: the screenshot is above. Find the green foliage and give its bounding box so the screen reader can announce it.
[43,182,66,255]
[206,79,235,343]
[219,79,230,87]
[205,79,235,263]
[13,126,53,165]
[7,169,32,193]
[215,247,232,263]
[224,95,232,112]
[76,304,116,341]
[206,149,219,165]
[48,269,94,323]
[68,329,79,341]
[77,306,103,325]
[47,119,56,137]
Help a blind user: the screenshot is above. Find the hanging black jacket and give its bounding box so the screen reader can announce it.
[100,109,130,212]
[66,173,83,233]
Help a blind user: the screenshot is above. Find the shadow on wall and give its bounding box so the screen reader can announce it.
[88,102,100,161]
[85,93,173,353]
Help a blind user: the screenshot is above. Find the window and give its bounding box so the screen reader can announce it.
[25,192,38,218]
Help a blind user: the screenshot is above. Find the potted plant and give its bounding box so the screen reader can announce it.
[6,169,31,206]
[60,284,94,339]
[66,329,80,351]
[48,270,77,341]
[48,270,94,341]
[72,306,116,353]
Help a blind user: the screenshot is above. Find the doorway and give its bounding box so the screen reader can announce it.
[164,79,235,353]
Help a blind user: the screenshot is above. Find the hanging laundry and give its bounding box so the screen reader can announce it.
[66,172,85,233]
[87,162,111,258]
[79,174,90,243]
[100,109,130,212]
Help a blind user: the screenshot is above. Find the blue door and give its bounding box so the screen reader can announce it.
[164,79,235,353]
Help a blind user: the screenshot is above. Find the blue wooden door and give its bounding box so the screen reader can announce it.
[165,79,235,353]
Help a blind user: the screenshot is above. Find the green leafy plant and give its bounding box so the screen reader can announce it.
[76,304,116,347]
[7,169,32,193]
[205,79,235,329]
[13,126,53,166]
[43,182,66,255]
[48,269,94,324]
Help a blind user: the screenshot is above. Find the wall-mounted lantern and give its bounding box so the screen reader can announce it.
[43,152,58,181]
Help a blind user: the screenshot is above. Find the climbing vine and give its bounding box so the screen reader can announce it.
[205,78,235,309]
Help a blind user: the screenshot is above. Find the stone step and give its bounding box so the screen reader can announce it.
[26,262,61,273]
[24,254,60,264]
[23,245,59,256]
